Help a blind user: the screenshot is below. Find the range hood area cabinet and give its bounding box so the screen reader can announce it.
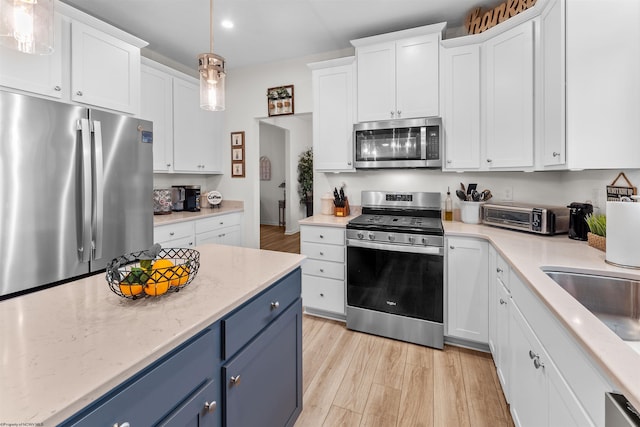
[351,22,445,123]
[441,0,640,172]
[0,2,146,115]
[141,58,224,174]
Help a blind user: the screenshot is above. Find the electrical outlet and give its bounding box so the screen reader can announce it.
[503,187,513,201]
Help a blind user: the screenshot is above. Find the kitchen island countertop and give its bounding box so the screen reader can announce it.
[444,221,640,413]
[0,244,304,426]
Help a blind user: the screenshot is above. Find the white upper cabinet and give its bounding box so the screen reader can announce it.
[70,21,140,114]
[309,57,355,172]
[441,44,481,170]
[564,0,640,169]
[484,20,534,169]
[0,3,146,115]
[537,0,566,168]
[140,63,174,172]
[0,13,63,98]
[172,77,223,174]
[352,23,445,122]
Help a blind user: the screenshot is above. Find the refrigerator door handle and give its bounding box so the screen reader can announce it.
[92,120,104,261]
[78,118,92,263]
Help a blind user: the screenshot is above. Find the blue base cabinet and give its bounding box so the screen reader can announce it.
[223,299,302,427]
[58,268,302,427]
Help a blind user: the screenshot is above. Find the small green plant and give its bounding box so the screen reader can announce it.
[585,213,606,237]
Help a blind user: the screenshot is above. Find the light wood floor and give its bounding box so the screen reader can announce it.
[260,224,301,254]
[296,316,514,427]
[260,224,513,426]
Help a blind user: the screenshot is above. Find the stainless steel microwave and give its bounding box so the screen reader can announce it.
[353,117,442,169]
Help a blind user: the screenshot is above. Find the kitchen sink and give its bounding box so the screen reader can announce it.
[544,270,640,341]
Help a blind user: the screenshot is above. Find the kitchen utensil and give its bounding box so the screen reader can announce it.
[480,189,492,201]
[456,190,467,201]
[471,190,480,201]
[467,183,477,196]
[460,183,466,194]
[339,187,345,202]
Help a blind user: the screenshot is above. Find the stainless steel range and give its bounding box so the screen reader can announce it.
[346,191,444,349]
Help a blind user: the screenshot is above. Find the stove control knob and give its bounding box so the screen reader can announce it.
[388,234,395,242]
[368,233,375,240]
[408,236,415,244]
[357,232,364,240]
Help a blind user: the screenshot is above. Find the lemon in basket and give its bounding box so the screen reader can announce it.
[119,267,149,296]
[144,259,174,296]
[170,264,190,287]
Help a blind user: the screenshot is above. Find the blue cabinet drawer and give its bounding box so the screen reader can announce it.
[62,326,220,427]
[222,268,301,359]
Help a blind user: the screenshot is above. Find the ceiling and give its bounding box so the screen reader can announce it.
[59,0,496,71]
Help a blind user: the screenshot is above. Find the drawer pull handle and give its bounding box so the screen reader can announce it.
[204,400,217,413]
[528,350,537,360]
[230,375,241,386]
[533,357,545,369]
[271,301,280,310]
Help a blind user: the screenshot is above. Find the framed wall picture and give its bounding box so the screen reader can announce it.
[231,131,245,178]
[267,85,294,117]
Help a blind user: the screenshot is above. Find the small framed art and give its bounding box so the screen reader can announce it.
[231,131,245,178]
[267,85,294,117]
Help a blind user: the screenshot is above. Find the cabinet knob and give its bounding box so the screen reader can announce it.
[230,375,241,386]
[499,298,506,305]
[447,160,452,164]
[271,301,280,310]
[496,267,503,273]
[204,401,217,413]
[449,245,455,250]
[319,251,324,256]
[486,158,493,163]
[54,85,61,91]
[533,357,545,369]
[169,232,175,236]
[113,423,130,427]
[76,90,83,96]
[319,268,324,273]
[528,350,537,360]
[553,152,560,157]
[320,293,324,297]
[319,235,324,239]
[390,111,395,117]
[166,163,171,167]
[348,162,352,166]
[397,110,401,117]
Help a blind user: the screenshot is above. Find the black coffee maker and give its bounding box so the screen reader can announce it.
[567,202,593,241]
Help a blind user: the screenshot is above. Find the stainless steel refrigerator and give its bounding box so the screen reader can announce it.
[0,90,153,298]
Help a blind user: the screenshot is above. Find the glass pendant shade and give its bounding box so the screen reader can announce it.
[0,0,54,54]
[198,52,226,111]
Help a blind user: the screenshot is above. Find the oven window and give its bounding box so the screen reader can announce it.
[355,127,422,161]
[347,246,443,322]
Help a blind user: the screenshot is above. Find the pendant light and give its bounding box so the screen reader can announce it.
[0,0,54,54]
[198,0,226,111]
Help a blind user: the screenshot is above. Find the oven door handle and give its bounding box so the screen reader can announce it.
[347,239,444,256]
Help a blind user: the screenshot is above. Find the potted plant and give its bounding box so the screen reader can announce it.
[585,213,606,251]
[297,148,313,217]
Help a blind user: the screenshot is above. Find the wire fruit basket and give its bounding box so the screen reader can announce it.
[106,247,200,299]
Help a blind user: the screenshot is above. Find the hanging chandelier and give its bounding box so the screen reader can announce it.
[0,0,54,54]
[198,0,226,111]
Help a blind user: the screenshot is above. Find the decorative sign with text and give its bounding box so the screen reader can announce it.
[465,0,537,35]
[607,172,637,201]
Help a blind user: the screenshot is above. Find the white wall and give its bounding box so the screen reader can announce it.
[259,122,286,226]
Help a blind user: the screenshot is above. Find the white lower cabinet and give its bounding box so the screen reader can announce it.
[300,225,346,319]
[195,213,242,246]
[446,237,488,343]
[154,221,195,249]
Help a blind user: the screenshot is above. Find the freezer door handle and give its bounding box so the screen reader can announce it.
[78,118,92,263]
[92,120,104,260]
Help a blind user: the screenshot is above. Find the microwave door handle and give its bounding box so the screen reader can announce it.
[420,127,427,159]
[78,118,92,263]
[92,120,104,261]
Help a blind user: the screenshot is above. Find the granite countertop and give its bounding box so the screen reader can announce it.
[154,200,244,226]
[0,244,304,426]
[444,221,640,412]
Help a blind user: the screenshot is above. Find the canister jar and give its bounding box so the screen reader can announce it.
[321,192,334,215]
